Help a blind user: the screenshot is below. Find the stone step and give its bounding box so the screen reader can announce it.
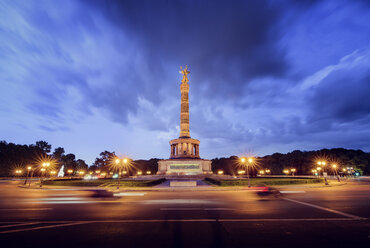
[170,181,197,187]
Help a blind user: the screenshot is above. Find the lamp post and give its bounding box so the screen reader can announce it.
[316,167,321,177]
[29,166,35,187]
[78,171,85,177]
[332,164,340,182]
[115,158,128,190]
[15,169,23,177]
[40,162,50,188]
[241,157,253,188]
[317,161,328,185]
[24,166,32,185]
[291,168,296,176]
[40,168,45,187]
[67,169,73,178]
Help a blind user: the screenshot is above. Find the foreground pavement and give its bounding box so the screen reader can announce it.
[0,180,369,248]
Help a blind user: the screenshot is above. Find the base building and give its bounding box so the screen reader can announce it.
[157,66,212,175]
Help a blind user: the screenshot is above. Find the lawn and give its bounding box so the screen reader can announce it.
[204,177,324,186]
[42,178,166,187]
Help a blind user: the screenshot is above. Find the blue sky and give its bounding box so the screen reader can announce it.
[1,0,370,164]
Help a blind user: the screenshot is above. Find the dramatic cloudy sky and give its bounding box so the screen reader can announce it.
[1,0,370,164]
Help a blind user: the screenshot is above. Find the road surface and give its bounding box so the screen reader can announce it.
[0,180,369,247]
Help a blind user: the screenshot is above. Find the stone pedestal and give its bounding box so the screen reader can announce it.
[157,159,212,175]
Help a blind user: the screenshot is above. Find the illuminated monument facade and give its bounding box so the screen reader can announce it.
[157,66,212,175]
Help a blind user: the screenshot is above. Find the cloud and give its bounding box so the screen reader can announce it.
[305,47,370,124]
[1,0,370,163]
[196,45,370,157]
[86,0,290,100]
[301,47,370,90]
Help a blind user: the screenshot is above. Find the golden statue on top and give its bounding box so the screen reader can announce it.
[179,65,190,83]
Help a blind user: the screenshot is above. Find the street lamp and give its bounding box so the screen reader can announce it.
[332,164,340,182]
[322,161,329,185]
[283,169,290,175]
[317,160,328,185]
[240,157,253,188]
[316,167,322,176]
[291,168,296,176]
[23,166,32,185]
[217,170,224,175]
[40,168,46,187]
[115,158,128,190]
[39,162,50,187]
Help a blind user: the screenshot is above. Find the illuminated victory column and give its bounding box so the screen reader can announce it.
[179,66,191,138]
[157,66,212,175]
[170,65,200,158]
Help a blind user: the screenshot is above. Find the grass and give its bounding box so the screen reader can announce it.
[42,178,166,187]
[204,177,324,186]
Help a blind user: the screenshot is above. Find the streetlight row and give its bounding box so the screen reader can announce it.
[13,157,134,176]
[216,157,354,179]
[218,168,294,176]
[15,168,151,177]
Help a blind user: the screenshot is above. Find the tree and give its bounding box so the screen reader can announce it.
[76,159,88,171]
[133,159,160,174]
[52,147,65,161]
[62,153,77,173]
[92,151,116,170]
[34,141,51,154]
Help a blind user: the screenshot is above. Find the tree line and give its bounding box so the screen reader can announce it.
[0,140,369,176]
[212,148,370,175]
[0,141,88,177]
[0,141,159,177]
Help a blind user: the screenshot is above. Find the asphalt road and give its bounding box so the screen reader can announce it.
[0,180,369,248]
